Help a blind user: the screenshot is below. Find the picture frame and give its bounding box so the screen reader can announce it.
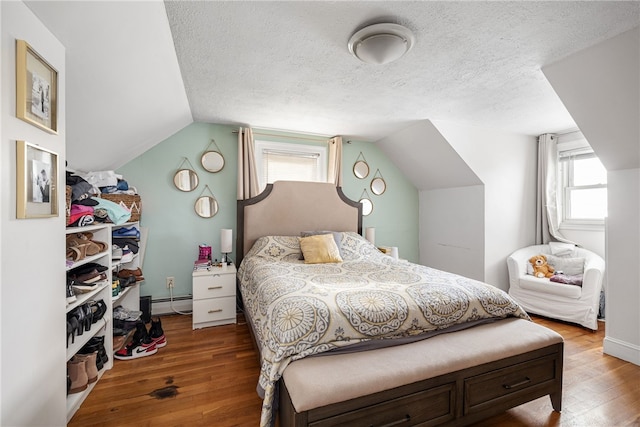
[16,140,59,219]
[15,39,58,134]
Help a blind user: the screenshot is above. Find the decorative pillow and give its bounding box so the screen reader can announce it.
[546,255,585,276]
[298,234,343,264]
[548,242,576,256]
[245,236,301,261]
[299,231,343,260]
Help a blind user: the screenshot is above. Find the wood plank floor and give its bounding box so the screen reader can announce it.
[69,315,640,427]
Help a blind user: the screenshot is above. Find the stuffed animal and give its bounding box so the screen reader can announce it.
[529,255,555,278]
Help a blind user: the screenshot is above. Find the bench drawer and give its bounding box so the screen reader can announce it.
[464,354,557,414]
[310,383,455,427]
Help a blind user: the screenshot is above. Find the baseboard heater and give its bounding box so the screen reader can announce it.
[152,295,193,315]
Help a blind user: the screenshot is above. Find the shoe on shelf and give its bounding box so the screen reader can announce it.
[67,359,88,394]
[72,352,99,383]
[120,246,134,263]
[112,244,123,260]
[149,317,167,348]
[66,278,77,304]
[112,227,140,240]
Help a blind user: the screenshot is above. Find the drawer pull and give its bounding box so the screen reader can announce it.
[208,286,223,290]
[503,377,531,389]
[208,309,223,313]
[372,415,411,427]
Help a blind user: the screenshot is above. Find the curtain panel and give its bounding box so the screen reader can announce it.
[237,127,260,200]
[536,133,574,245]
[327,136,343,187]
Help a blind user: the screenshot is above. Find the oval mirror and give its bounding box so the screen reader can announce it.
[359,197,373,216]
[371,177,386,195]
[201,151,225,173]
[353,160,370,179]
[174,169,199,192]
[195,196,219,218]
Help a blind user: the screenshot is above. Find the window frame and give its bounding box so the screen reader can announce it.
[254,140,328,192]
[557,137,607,230]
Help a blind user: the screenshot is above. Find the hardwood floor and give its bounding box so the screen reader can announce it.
[69,315,640,427]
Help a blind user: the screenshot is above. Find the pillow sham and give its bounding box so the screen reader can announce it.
[298,234,343,264]
[245,235,302,261]
[546,254,585,276]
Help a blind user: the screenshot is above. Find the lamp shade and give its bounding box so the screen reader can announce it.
[221,229,233,253]
[365,227,375,245]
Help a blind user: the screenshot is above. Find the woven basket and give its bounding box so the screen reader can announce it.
[100,193,142,222]
[65,186,72,225]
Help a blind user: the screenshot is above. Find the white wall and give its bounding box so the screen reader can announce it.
[419,185,484,281]
[604,169,640,364]
[543,27,639,365]
[1,2,66,425]
[431,121,538,290]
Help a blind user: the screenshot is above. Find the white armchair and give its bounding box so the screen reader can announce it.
[507,244,605,330]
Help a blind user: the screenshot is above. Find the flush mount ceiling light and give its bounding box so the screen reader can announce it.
[348,23,415,65]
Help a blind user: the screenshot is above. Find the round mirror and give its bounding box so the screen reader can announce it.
[195,196,219,218]
[201,151,225,173]
[353,160,370,179]
[359,198,373,216]
[174,169,199,192]
[371,177,386,195]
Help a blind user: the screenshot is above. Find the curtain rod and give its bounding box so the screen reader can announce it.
[232,129,333,142]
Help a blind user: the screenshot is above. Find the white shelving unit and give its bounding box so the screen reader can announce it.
[111,221,144,311]
[65,223,113,422]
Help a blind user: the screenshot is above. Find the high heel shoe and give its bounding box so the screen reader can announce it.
[82,304,93,332]
[70,307,85,337]
[67,316,80,345]
[89,300,107,323]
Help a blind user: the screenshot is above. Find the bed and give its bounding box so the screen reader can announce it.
[237,181,563,427]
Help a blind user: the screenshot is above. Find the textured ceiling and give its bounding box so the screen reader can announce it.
[166,1,640,140]
[26,1,640,171]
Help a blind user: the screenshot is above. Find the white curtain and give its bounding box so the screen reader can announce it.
[327,136,343,187]
[237,127,260,200]
[536,134,574,245]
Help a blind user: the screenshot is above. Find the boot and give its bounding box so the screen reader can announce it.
[73,352,99,383]
[67,359,88,393]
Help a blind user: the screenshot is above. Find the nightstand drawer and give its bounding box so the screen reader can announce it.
[192,296,236,325]
[193,273,235,299]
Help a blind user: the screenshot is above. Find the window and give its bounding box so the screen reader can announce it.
[254,140,327,191]
[558,137,607,226]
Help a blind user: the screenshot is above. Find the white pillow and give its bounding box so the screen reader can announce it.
[546,254,585,276]
[548,242,576,256]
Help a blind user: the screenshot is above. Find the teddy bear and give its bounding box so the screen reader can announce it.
[529,254,555,278]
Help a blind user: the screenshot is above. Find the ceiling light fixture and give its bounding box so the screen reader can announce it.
[348,23,415,65]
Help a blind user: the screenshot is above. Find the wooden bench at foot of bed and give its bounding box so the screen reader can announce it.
[279,318,563,427]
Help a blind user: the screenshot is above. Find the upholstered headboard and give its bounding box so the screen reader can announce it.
[236,181,362,265]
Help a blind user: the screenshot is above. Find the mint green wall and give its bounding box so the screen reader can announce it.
[118,123,418,300]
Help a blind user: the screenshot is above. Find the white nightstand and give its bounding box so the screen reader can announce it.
[192,263,237,329]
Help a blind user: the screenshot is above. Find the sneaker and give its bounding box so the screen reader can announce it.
[120,246,134,263]
[112,227,140,239]
[148,317,167,348]
[114,322,157,360]
[66,278,77,304]
[112,244,123,260]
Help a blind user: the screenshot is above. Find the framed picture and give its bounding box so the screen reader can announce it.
[15,39,58,134]
[16,140,59,219]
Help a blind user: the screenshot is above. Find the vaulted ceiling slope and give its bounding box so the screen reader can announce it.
[27,1,639,171]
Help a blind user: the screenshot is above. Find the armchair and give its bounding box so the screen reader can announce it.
[507,244,605,330]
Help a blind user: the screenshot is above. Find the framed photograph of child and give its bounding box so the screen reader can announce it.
[16,140,59,219]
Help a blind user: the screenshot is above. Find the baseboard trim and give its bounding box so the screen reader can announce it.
[152,295,193,315]
[603,336,640,365]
